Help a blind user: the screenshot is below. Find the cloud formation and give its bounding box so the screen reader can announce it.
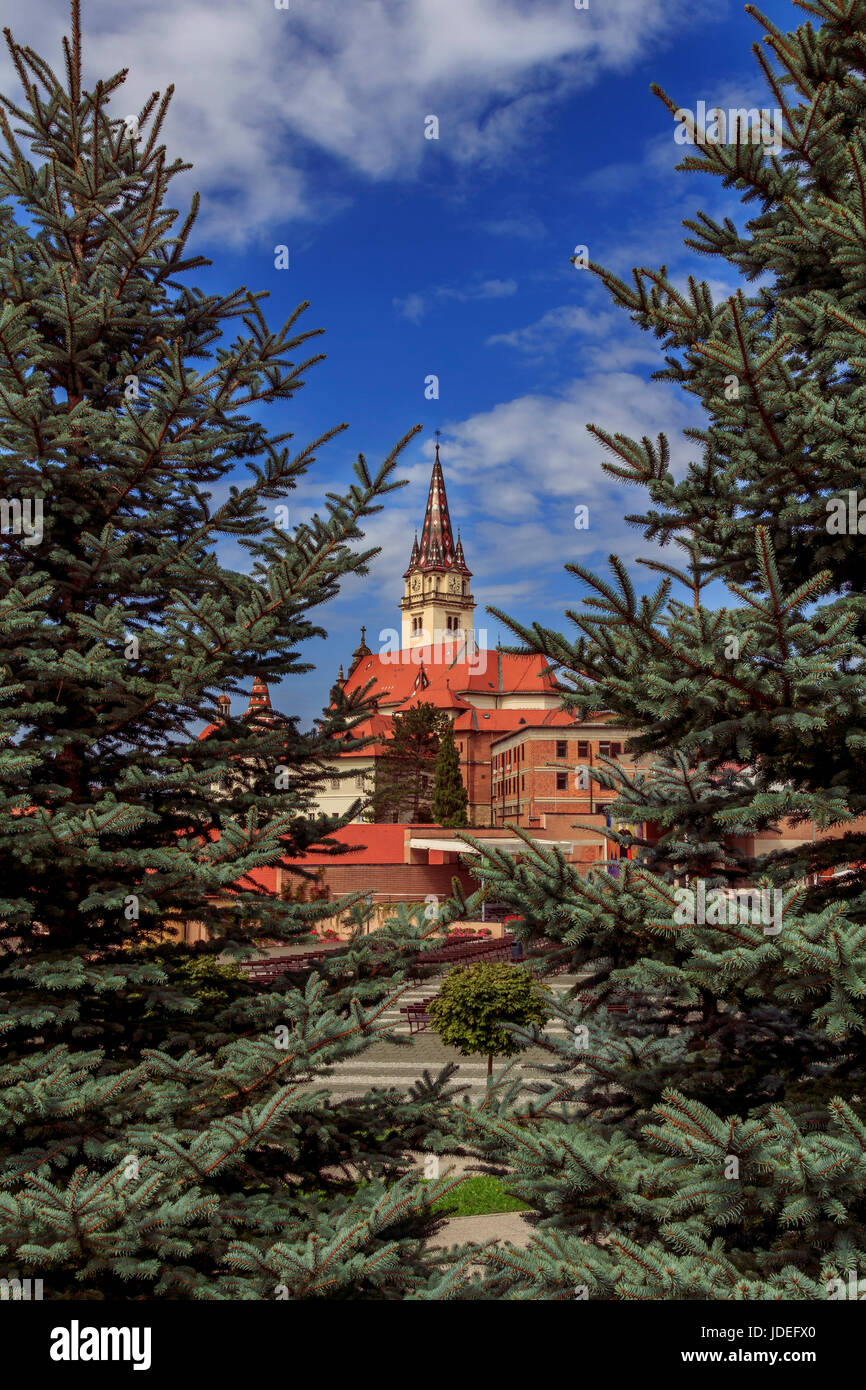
[0,0,703,245]
[394,277,518,322]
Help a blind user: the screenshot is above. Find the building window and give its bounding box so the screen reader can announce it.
[556,772,567,791]
[577,740,589,758]
[446,614,459,631]
[556,740,567,758]
[599,741,622,757]
[330,778,340,790]
[521,774,525,790]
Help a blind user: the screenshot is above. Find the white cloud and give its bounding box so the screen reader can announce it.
[482,213,548,241]
[393,293,428,325]
[444,372,698,511]
[486,304,617,352]
[478,278,519,299]
[394,277,518,321]
[0,0,711,245]
[485,297,666,371]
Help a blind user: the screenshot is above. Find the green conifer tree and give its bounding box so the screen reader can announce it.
[451,0,866,1300]
[0,3,476,1300]
[369,703,449,823]
[432,720,468,828]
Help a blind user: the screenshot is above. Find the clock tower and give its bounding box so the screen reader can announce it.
[400,438,476,653]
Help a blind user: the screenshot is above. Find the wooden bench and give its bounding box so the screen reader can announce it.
[399,999,435,1034]
[576,991,639,1016]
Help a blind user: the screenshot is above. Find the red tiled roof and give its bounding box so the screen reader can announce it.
[484,709,581,737]
[288,823,408,865]
[239,865,280,894]
[333,712,393,758]
[341,650,560,707]
[453,707,575,735]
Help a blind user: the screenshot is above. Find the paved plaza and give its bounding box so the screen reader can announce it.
[293,972,582,1098]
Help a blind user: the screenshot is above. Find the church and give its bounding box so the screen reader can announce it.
[193,444,835,928]
[317,441,638,844]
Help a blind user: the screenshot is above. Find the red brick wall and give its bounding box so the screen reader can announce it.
[319,862,478,900]
[457,729,494,827]
[490,733,633,828]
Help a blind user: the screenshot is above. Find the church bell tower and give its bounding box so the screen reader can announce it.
[400,437,476,653]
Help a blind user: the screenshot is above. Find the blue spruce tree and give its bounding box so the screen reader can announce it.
[452,0,866,1301]
[0,2,476,1300]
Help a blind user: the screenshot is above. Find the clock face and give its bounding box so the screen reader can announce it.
[449,575,458,592]
[412,577,421,592]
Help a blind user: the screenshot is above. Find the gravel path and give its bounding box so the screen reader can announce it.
[427,1211,534,1250]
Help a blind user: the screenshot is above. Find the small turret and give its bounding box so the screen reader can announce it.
[403,534,420,579]
[348,625,372,676]
[246,675,272,718]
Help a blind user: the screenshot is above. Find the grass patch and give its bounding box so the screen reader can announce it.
[429,1174,529,1217]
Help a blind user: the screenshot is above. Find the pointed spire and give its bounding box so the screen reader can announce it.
[416,435,456,571]
[454,530,470,575]
[329,662,347,708]
[403,532,420,577]
[246,676,272,717]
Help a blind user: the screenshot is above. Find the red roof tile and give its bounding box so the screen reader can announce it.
[341,650,560,708]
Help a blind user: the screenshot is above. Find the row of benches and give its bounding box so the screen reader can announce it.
[408,933,514,981]
[239,932,514,984]
[241,948,341,982]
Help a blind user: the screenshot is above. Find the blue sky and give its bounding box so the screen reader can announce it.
[4,0,797,727]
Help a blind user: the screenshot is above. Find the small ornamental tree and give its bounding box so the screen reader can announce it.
[428,961,547,1076]
[432,720,469,828]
